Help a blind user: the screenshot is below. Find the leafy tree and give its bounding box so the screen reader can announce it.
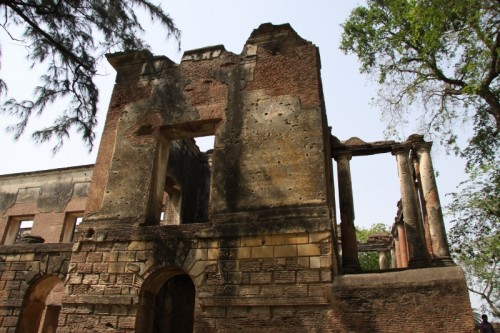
[448,164,499,318]
[340,0,499,164]
[342,0,499,318]
[356,223,391,271]
[0,0,180,152]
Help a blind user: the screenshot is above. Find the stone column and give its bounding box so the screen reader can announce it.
[393,237,401,268]
[413,157,434,259]
[413,142,452,262]
[378,251,388,270]
[393,144,428,267]
[390,247,397,268]
[334,152,360,273]
[397,222,409,268]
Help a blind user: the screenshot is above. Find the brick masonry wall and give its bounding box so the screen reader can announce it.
[56,221,475,332]
[330,267,476,333]
[56,219,337,332]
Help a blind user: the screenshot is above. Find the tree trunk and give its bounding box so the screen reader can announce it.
[479,87,500,131]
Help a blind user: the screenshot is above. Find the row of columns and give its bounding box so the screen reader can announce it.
[333,140,451,273]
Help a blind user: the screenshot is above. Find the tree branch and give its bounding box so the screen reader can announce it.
[5,2,94,73]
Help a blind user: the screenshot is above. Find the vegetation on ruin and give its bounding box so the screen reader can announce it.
[342,0,499,317]
[0,0,179,152]
[356,223,391,271]
[340,0,499,155]
[448,164,499,317]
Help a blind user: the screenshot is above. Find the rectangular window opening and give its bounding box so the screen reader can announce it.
[16,219,34,243]
[153,129,215,225]
[2,216,35,245]
[60,213,84,243]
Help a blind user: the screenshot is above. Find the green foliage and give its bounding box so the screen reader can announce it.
[356,223,391,271]
[343,0,499,317]
[0,1,180,152]
[448,165,500,318]
[356,223,389,242]
[341,0,499,161]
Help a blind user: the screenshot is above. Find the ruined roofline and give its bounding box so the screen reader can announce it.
[0,164,94,179]
[106,23,310,70]
[181,45,229,62]
[105,50,174,70]
[248,23,301,43]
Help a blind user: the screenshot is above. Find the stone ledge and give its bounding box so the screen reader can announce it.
[63,295,137,305]
[200,295,329,307]
[0,243,73,254]
[75,215,334,242]
[332,266,465,288]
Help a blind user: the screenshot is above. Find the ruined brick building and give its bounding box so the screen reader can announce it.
[0,24,475,332]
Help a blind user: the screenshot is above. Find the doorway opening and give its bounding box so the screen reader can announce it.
[136,271,195,333]
[16,276,63,333]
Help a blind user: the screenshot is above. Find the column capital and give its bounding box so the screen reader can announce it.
[391,143,412,156]
[412,141,433,153]
[332,150,352,161]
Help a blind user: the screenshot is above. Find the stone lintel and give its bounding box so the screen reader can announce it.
[357,243,391,252]
[162,120,220,139]
[331,136,397,157]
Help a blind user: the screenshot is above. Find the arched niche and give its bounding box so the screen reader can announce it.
[16,275,64,333]
[136,268,195,333]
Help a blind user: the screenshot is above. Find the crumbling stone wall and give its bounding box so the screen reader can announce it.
[55,220,335,332]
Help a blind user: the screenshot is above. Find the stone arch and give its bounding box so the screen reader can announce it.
[135,267,196,333]
[16,275,64,333]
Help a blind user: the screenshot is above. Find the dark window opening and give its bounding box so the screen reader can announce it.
[152,129,216,225]
[153,274,195,333]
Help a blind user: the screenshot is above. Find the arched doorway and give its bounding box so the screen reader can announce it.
[16,275,64,333]
[136,270,195,333]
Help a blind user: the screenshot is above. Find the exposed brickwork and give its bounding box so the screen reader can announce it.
[330,267,475,332]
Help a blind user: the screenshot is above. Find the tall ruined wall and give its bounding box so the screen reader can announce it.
[83,23,334,226]
[53,23,340,332]
[210,24,331,215]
